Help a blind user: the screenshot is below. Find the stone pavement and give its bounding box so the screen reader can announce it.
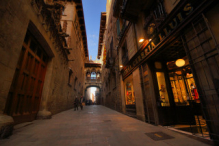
[0,105,210,146]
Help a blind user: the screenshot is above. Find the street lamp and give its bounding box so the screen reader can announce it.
[139,39,144,43]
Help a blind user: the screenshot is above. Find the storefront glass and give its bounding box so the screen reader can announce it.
[156,72,170,106]
[169,71,189,106]
[124,75,135,105]
[125,81,135,105]
[167,61,200,106]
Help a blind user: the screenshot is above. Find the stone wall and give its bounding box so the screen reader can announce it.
[0,0,86,132]
[101,0,123,113]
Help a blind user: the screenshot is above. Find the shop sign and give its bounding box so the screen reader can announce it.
[122,1,201,79]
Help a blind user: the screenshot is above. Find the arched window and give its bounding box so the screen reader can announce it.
[86,72,91,79]
[96,71,101,80]
[91,72,96,79]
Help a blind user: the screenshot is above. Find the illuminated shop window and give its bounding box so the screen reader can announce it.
[156,72,170,106]
[125,82,135,105]
[167,60,200,106]
[169,71,189,106]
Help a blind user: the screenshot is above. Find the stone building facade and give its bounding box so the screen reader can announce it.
[0,0,88,138]
[98,2,123,113]
[101,0,219,144]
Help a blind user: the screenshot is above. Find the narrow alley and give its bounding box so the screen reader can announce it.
[1,0,219,145]
[0,106,209,146]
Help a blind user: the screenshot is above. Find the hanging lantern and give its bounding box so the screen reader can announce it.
[175,59,185,67]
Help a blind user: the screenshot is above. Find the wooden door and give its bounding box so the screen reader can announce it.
[4,31,48,124]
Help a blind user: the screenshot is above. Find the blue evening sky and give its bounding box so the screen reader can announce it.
[82,0,106,60]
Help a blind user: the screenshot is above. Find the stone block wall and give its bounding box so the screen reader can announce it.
[0,0,86,120]
[101,0,123,113]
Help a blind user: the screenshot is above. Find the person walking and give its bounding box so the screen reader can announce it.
[74,97,79,111]
[80,96,83,110]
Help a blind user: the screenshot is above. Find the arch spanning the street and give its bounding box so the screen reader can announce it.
[84,85,101,105]
[84,62,102,105]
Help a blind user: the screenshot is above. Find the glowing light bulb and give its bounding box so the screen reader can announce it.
[139,39,144,43]
[175,59,185,67]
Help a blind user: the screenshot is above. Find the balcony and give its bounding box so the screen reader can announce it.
[118,21,128,42]
[121,0,154,22]
[113,0,123,18]
[86,77,101,83]
[105,57,115,68]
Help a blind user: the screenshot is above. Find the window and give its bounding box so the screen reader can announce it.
[156,72,170,106]
[122,41,128,65]
[68,69,73,86]
[110,37,113,57]
[125,81,135,105]
[86,72,91,80]
[116,19,120,36]
[91,72,96,79]
[96,72,101,80]
[74,77,78,90]
[112,72,116,89]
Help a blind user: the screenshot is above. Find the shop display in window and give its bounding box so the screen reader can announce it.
[167,60,200,106]
[156,72,170,106]
[125,82,135,105]
[185,73,200,103]
[169,73,189,106]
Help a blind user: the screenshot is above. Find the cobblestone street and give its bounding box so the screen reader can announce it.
[0,106,210,146]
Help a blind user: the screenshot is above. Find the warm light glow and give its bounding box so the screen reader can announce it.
[175,59,185,67]
[90,87,97,100]
[149,39,152,42]
[139,39,144,43]
[120,65,123,68]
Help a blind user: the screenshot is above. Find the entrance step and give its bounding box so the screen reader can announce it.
[14,122,33,130]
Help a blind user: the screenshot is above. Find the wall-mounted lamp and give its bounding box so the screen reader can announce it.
[120,65,123,68]
[139,39,144,43]
[149,39,152,42]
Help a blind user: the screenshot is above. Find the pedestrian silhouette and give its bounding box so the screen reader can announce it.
[74,97,79,111]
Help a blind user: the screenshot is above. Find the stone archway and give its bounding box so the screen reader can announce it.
[84,85,101,105]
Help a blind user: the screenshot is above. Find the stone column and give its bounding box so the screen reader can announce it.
[0,113,14,139]
[37,59,53,119]
[120,74,126,114]
[133,68,145,121]
[0,68,14,139]
[0,0,15,138]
